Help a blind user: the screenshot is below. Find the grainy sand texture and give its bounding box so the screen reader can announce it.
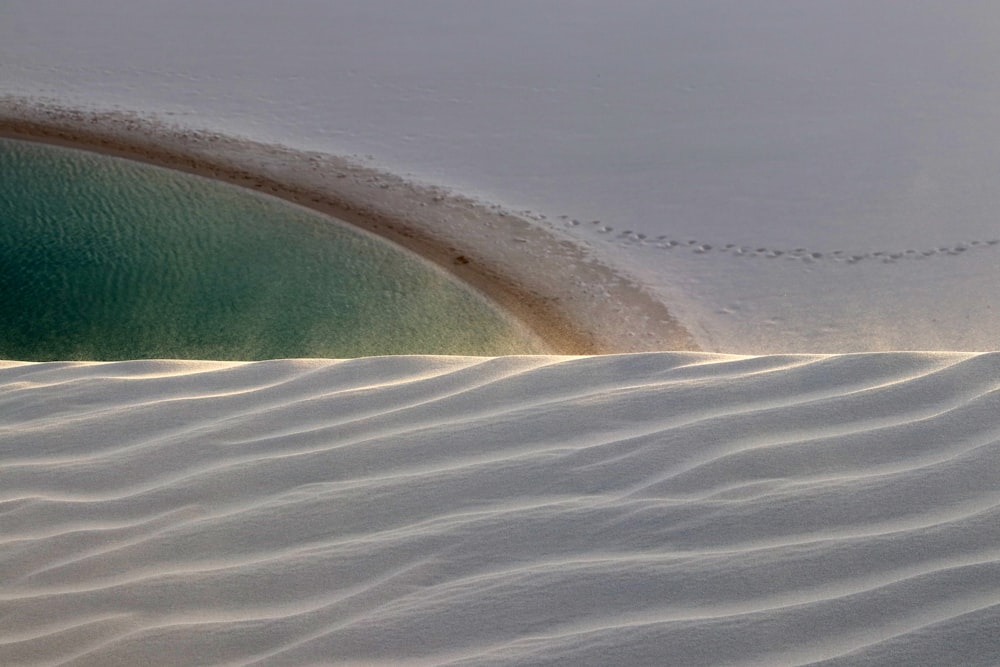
[3,353,1000,665]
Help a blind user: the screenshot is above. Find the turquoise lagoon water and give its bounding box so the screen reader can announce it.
[0,138,542,360]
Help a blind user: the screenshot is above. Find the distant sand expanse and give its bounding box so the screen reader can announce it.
[3,353,1000,665]
[0,98,696,356]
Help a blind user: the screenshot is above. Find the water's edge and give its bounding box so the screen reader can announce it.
[1,137,550,360]
[0,96,698,355]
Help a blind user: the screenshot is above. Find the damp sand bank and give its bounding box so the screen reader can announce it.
[0,98,697,355]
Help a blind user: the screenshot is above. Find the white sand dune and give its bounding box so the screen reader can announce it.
[3,352,999,666]
[4,6,1000,665]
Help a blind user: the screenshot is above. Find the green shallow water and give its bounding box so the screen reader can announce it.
[0,138,543,360]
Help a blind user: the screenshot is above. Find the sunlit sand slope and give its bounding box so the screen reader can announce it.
[2,353,999,665]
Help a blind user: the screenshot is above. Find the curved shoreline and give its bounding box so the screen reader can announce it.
[0,98,698,355]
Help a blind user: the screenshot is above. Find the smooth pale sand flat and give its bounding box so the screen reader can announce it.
[3,353,1000,666]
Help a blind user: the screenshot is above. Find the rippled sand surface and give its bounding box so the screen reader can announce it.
[3,352,999,665]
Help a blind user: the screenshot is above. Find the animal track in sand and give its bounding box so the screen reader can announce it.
[560,218,1000,266]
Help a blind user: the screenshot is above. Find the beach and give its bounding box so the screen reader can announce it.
[0,100,696,356]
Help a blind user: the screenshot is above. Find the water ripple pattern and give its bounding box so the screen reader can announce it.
[2,352,999,665]
[0,138,542,360]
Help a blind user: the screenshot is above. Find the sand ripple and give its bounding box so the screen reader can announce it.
[2,353,999,665]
